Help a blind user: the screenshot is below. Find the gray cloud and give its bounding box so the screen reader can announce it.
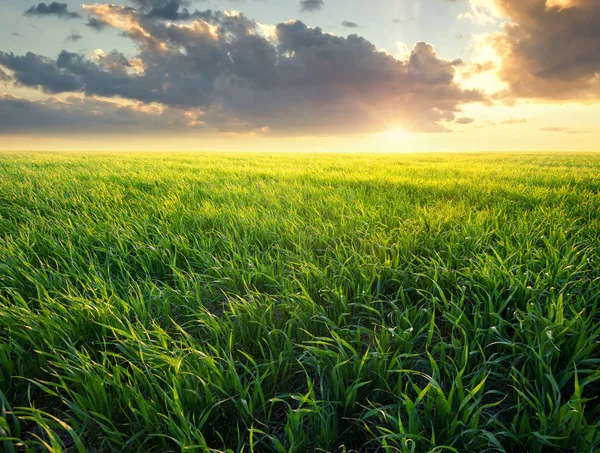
[0,94,204,134]
[341,21,359,28]
[0,7,484,135]
[490,0,600,100]
[455,117,474,124]
[0,51,82,93]
[24,2,81,19]
[392,17,415,24]
[131,0,201,20]
[65,32,83,43]
[460,61,495,81]
[86,17,109,30]
[300,0,324,12]
[0,68,10,83]
[126,0,228,21]
[130,0,190,9]
[12,33,24,38]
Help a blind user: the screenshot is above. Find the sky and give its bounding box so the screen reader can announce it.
[0,0,599,152]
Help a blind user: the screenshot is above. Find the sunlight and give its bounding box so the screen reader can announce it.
[546,0,577,8]
[380,128,408,142]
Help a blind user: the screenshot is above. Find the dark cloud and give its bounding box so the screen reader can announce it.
[490,0,600,100]
[0,68,11,83]
[28,23,43,33]
[0,51,82,93]
[455,117,474,124]
[300,0,324,12]
[86,17,109,30]
[0,7,484,135]
[144,3,195,20]
[54,50,161,104]
[130,0,190,10]
[24,2,81,19]
[12,33,24,38]
[128,0,209,21]
[65,32,83,43]
[341,21,359,28]
[0,94,204,134]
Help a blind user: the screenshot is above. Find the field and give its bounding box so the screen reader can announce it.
[1,151,599,453]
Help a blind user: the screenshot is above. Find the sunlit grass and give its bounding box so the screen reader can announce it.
[1,151,599,452]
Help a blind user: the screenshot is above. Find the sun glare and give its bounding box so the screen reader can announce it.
[381,129,408,141]
[546,0,576,8]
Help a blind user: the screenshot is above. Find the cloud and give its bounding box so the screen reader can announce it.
[0,68,10,83]
[460,60,496,80]
[12,33,24,38]
[0,51,82,93]
[455,117,475,124]
[130,0,189,11]
[540,127,591,134]
[65,32,83,43]
[502,118,527,124]
[0,94,205,134]
[0,7,484,135]
[24,2,81,19]
[485,0,600,100]
[459,0,499,24]
[392,17,415,24]
[341,21,359,28]
[300,0,324,12]
[86,17,109,30]
[474,120,496,128]
[540,127,567,132]
[129,0,207,21]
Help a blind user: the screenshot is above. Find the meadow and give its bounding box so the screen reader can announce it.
[0,151,599,452]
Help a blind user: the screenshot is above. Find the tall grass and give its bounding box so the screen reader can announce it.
[1,151,599,452]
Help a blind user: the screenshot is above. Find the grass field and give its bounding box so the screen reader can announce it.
[1,151,599,452]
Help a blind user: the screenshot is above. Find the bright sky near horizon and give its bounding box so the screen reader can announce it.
[0,0,599,152]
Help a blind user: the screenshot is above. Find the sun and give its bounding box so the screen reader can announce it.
[380,128,408,142]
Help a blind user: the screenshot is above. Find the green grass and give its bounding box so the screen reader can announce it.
[0,151,599,452]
